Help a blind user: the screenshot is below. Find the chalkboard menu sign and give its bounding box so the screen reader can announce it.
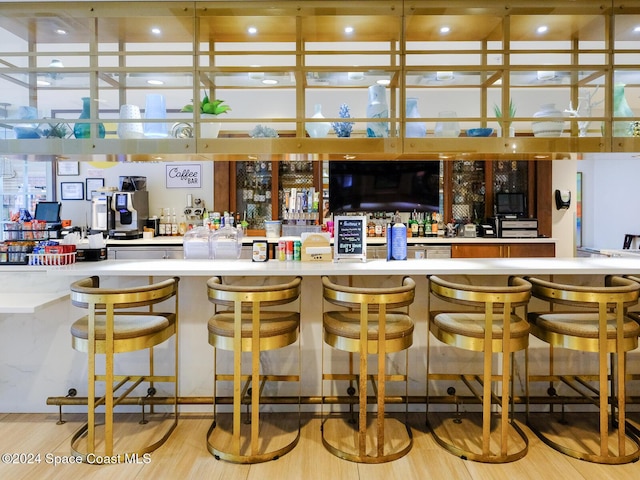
[333,215,367,262]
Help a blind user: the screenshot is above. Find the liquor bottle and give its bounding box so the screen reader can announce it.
[368,215,376,237]
[431,212,438,236]
[409,210,418,238]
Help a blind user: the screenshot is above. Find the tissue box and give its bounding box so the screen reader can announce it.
[76,247,107,261]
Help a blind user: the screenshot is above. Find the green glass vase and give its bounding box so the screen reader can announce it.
[613,83,634,137]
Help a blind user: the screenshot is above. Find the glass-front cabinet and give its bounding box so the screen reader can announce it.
[0,1,638,159]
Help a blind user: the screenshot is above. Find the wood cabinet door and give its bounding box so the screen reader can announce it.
[506,243,555,258]
[451,244,503,258]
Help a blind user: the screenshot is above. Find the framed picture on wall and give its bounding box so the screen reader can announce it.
[85,177,105,201]
[60,182,84,200]
[57,161,79,176]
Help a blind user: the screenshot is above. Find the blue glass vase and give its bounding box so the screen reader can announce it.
[73,97,105,139]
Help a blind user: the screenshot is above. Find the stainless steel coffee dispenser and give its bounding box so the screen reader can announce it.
[109,191,149,239]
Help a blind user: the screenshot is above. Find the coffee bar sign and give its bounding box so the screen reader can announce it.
[166,164,201,188]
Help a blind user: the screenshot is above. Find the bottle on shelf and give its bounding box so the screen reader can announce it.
[409,210,418,238]
[159,209,167,236]
[423,213,430,237]
[431,212,438,236]
[171,209,178,236]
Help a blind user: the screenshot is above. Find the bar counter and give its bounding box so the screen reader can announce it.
[2,256,640,413]
[38,255,640,277]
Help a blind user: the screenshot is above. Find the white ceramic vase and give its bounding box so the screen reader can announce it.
[200,113,221,138]
[366,85,389,137]
[306,104,331,138]
[117,104,144,139]
[532,103,565,137]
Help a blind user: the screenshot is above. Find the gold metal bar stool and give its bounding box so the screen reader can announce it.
[525,275,640,464]
[623,274,640,436]
[426,275,532,463]
[206,276,302,464]
[321,275,415,463]
[69,275,180,462]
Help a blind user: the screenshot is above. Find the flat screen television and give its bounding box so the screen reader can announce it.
[34,201,61,224]
[329,160,440,213]
[495,192,526,217]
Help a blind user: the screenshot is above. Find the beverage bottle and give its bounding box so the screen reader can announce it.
[171,209,178,236]
[431,212,438,236]
[159,209,166,236]
[390,211,407,261]
[409,210,418,238]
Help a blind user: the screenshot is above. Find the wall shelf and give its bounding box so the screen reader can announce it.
[0,1,638,160]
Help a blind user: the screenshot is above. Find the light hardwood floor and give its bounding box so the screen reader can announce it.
[0,411,638,480]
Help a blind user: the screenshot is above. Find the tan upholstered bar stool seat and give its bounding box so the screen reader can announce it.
[525,275,640,464]
[321,276,416,463]
[71,313,175,352]
[69,276,180,463]
[427,275,532,463]
[206,276,302,464]
[208,311,299,351]
[323,310,414,353]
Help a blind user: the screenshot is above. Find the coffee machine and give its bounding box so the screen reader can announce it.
[90,188,117,236]
[109,190,149,239]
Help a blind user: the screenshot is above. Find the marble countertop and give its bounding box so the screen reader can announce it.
[35,256,640,277]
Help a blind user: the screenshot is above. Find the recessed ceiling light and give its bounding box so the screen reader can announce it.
[537,70,555,81]
[440,26,451,34]
[262,79,278,85]
[37,79,51,86]
[151,27,161,35]
[348,72,364,80]
[55,29,67,35]
[376,79,390,86]
[147,79,164,85]
[537,25,548,34]
[634,26,640,33]
[248,26,258,35]
[344,26,354,34]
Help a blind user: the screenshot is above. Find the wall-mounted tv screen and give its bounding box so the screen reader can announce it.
[495,192,526,216]
[329,160,440,213]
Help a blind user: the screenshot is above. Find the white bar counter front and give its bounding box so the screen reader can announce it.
[2,256,640,413]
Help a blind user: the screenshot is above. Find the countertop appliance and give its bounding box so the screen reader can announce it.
[109,190,149,239]
[90,188,117,236]
[491,216,538,238]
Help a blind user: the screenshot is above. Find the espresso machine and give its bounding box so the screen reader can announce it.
[109,190,149,239]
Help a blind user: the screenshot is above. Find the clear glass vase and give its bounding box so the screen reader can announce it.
[434,110,460,138]
[405,97,426,138]
[366,85,389,138]
[143,94,168,138]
